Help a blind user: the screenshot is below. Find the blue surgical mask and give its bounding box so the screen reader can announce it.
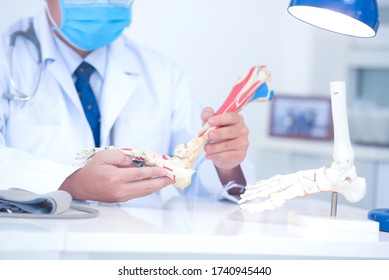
[47,0,133,51]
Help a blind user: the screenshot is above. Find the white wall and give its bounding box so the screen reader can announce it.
[128,0,318,104]
[0,0,44,27]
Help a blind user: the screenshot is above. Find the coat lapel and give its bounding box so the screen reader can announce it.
[46,60,83,111]
[99,39,140,146]
[34,10,84,114]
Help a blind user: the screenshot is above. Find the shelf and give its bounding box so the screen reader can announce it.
[259,136,389,162]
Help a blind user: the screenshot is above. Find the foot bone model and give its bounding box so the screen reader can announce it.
[239,81,366,213]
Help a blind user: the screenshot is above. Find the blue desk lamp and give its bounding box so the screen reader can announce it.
[286,0,387,232]
[288,0,379,38]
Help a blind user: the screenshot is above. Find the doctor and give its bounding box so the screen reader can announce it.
[0,0,256,202]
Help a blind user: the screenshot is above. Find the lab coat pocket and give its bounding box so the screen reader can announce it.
[12,99,61,126]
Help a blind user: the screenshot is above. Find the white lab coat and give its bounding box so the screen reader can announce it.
[0,9,256,200]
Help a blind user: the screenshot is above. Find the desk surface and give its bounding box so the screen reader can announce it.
[1,195,389,259]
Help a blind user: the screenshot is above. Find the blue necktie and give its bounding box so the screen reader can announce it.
[74,62,101,147]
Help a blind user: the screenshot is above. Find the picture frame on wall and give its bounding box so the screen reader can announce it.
[269,95,333,141]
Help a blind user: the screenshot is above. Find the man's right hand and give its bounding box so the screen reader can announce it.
[59,149,172,202]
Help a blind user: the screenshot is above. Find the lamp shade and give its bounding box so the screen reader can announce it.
[288,0,380,38]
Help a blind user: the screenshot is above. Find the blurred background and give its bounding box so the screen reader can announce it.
[2,0,389,209]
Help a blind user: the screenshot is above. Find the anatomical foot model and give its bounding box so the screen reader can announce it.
[239,81,366,213]
[76,146,197,189]
[77,65,274,189]
[173,65,273,168]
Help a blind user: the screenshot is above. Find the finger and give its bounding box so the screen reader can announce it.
[207,112,242,127]
[94,149,132,167]
[208,121,248,144]
[205,137,248,155]
[116,166,168,183]
[201,106,215,124]
[207,126,238,143]
[121,176,173,200]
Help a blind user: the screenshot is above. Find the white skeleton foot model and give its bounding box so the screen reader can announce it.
[239,165,367,213]
[76,147,195,189]
[76,66,273,190]
[239,81,367,213]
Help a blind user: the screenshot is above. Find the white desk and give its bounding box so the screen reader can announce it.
[1,195,388,259]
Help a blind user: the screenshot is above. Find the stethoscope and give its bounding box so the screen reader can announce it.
[3,20,43,101]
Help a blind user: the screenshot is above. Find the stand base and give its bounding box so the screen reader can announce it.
[288,211,379,233]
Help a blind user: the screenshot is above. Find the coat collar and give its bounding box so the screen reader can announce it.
[99,40,139,145]
[33,9,81,110]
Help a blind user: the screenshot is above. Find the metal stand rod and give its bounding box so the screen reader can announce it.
[329,81,353,218]
[330,192,338,217]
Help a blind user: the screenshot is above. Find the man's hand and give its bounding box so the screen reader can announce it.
[201,106,248,185]
[60,149,172,202]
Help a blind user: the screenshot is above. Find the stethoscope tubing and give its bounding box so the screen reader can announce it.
[2,20,43,101]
